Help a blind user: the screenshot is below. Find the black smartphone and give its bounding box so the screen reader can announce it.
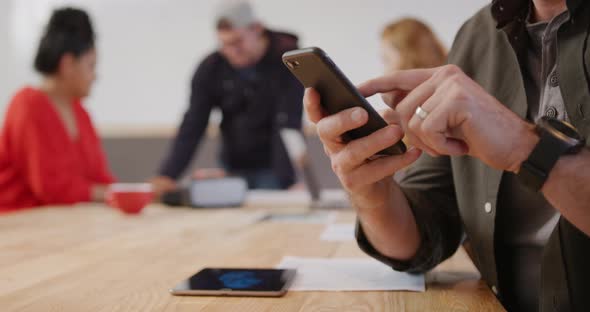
[169,268,296,297]
[282,47,406,156]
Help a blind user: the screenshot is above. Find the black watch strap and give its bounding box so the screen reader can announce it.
[517,119,584,191]
[517,129,564,190]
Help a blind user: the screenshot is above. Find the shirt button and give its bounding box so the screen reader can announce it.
[492,285,498,295]
[545,106,558,118]
[484,202,492,214]
[550,72,559,87]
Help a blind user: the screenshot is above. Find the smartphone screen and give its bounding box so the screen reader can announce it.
[170,268,296,297]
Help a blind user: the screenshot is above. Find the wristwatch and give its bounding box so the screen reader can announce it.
[517,116,585,191]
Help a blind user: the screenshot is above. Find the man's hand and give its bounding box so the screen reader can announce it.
[304,88,422,210]
[192,168,227,180]
[359,65,539,172]
[303,88,422,261]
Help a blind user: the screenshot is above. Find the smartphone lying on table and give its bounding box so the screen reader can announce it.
[170,268,297,297]
[282,47,406,156]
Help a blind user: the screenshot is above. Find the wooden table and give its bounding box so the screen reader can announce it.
[0,201,505,311]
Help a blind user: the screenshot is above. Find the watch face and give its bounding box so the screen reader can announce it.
[541,117,583,141]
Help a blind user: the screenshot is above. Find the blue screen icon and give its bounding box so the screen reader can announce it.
[219,271,262,289]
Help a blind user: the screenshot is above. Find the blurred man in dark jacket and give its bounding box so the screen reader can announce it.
[152,1,303,194]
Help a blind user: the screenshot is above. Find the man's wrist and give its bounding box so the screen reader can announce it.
[350,178,397,215]
[355,181,420,262]
[507,122,540,174]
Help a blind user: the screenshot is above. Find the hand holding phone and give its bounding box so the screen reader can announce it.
[282,47,406,156]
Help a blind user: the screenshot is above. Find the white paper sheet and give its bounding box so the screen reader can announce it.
[246,190,311,205]
[277,257,425,292]
[320,223,356,241]
[260,211,337,224]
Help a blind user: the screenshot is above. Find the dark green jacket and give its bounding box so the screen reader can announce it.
[357,0,590,311]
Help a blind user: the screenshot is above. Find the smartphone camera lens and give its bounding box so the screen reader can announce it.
[286,61,300,69]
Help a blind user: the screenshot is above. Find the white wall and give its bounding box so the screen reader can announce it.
[0,0,488,130]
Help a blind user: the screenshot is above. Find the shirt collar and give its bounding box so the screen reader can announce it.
[491,0,583,29]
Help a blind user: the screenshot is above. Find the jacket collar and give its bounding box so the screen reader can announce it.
[491,0,584,28]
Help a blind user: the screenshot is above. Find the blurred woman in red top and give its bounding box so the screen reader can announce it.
[0,8,114,212]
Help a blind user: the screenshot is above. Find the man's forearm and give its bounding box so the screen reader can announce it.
[159,116,208,179]
[355,180,421,261]
[542,149,590,236]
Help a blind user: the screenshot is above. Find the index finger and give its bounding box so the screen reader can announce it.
[357,67,438,98]
[303,88,326,124]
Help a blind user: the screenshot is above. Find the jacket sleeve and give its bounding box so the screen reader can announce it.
[158,61,215,179]
[269,55,305,189]
[356,154,463,273]
[278,64,304,130]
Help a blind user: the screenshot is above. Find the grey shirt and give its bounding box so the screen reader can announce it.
[489,10,569,312]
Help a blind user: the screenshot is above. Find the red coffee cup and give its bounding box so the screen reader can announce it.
[107,183,154,214]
